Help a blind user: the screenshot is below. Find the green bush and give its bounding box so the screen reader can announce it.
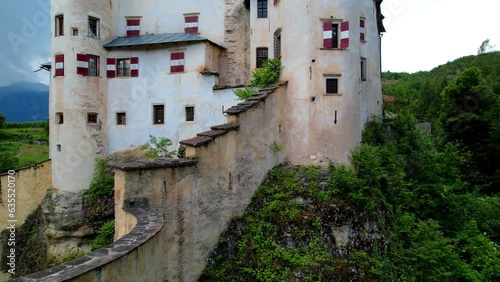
[141,135,177,159]
[91,220,115,250]
[88,158,114,198]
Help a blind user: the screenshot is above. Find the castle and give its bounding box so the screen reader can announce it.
[49,0,384,193]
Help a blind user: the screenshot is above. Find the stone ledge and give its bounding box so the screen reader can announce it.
[15,205,163,282]
[110,158,198,171]
[179,136,214,147]
[211,122,240,131]
[197,129,228,138]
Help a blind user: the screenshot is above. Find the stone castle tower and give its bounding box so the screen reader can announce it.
[49,0,384,192]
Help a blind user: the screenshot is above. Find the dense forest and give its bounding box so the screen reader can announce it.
[200,52,500,281]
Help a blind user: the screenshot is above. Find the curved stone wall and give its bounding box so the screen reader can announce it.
[15,203,163,282]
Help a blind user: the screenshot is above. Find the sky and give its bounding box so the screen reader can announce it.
[0,0,498,86]
[381,0,500,73]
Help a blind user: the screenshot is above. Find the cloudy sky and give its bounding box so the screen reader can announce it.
[0,0,498,86]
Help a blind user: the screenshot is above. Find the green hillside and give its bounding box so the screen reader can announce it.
[201,52,500,281]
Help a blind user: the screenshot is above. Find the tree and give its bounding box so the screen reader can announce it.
[477,39,496,54]
[0,112,6,129]
[440,67,499,191]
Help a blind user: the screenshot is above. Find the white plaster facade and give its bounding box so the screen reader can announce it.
[49,0,384,192]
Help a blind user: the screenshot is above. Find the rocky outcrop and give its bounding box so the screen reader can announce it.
[41,189,94,261]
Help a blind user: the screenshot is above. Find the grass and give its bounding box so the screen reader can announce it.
[0,126,49,171]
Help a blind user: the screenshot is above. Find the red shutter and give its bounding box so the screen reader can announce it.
[323,21,333,48]
[170,52,185,73]
[184,16,199,34]
[360,19,365,41]
[55,54,64,77]
[340,21,349,49]
[126,19,140,37]
[107,58,116,78]
[76,54,89,76]
[130,57,139,77]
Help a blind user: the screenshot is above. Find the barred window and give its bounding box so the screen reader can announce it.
[361,57,367,81]
[153,105,165,124]
[185,106,195,122]
[274,28,281,59]
[87,113,98,124]
[326,78,339,94]
[88,55,99,77]
[117,112,126,125]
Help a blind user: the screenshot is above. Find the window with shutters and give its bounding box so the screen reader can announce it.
[257,0,268,18]
[360,18,365,42]
[55,112,64,124]
[256,47,268,68]
[126,17,141,37]
[117,58,131,77]
[88,16,100,38]
[87,113,98,124]
[55,54,64,77]
[153,105,165,124]
[170,52,185,73]
[88,55,99,77]
[116,112,126,125]
[185,106,195,122]
[55,15,64,36]
[274,28,281,59]
[322,20,349,49]
[184,14,199,34]
[361,57,367,81]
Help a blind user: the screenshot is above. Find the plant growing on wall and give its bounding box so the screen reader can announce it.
[141,135,177,159]
[234,87,259,100]
[233,59,283,99]
[269,141,284,153]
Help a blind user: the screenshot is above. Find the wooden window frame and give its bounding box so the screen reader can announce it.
[116,58,131,77]
[256,47,268,68]
[185,106,195,122]
[88,16,100,38]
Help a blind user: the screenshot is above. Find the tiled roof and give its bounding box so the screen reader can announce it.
[103,33,225,49]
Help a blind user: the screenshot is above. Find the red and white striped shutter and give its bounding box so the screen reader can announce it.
[360,19,365,41]
[340,21,350,49]
[126,19,140,37]
[323,21,333,48]
[130,57,139,77]
[76,54,89,76]
[170,52,185,73]
[55,54,64,77]
[107,58,116,78]
[184,16,199,34]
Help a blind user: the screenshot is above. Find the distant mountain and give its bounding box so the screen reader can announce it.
[0,81,49,122]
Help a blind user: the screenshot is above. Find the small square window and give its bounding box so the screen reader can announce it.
[72,28,79,36]
[55,15,64,36]
[88,16,100,38]
[256,47,268,68]
[87,113,98,124]
[153,105,165,124]
[117,112,126,125]
[326,78,339,94]
[185,106,195,122]
[56,112,64,124]
[257,0,268,18]
[88,55,99,77]
[117,58,130,77]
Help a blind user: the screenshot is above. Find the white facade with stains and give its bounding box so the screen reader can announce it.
[49,0,384,192]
